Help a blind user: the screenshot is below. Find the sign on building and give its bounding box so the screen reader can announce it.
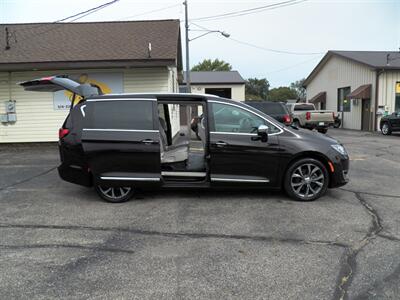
[53,73,123,110]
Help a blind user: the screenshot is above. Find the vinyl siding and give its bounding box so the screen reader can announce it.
[306,56,376,130]
[378,70,400,111]
[0,67,176,143]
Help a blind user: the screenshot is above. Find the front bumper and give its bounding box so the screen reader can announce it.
[328,150,349,188]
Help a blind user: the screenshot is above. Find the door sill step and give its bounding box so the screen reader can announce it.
[161,171,206,177]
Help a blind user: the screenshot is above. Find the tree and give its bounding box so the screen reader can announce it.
[245,78,270,100]
[268,86,298,101]
[191,59,232,71]
[290,78,306,100]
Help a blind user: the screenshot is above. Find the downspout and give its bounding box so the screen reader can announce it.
[374,69,384,131]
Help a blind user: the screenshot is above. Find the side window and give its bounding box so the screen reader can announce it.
[87,100,154,130]
[211,103,280,134]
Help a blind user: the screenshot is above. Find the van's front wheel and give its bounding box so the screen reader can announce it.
[284,158,329,201]
[95,185,134,203]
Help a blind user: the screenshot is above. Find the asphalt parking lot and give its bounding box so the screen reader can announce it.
[0,129,399,299]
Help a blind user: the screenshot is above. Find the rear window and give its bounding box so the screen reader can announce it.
[246,102,287,114]
[294,104,315,111]
[87,100,154,130]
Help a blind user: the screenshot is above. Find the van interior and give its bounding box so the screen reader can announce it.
[158,101,207,181]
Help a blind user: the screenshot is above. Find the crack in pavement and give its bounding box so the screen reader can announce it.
[339,187,400,199]
[0,222,348,248]
[0,166,57,191]
[333,191,383,300]
[34,233,132,298]
[0,243,135,254]
[377,233,400,242]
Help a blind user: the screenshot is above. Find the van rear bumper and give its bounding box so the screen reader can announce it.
[58,163,92,187]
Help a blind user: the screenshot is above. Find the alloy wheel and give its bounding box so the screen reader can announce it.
[382,123,389,135]
[98,186,132,200]
[290,163,324,199]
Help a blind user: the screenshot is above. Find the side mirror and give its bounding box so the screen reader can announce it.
[257,124,269,142]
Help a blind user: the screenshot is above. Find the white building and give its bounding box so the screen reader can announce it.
[182,71,245,101]
[304,51,400,131]
[0,20,182,143]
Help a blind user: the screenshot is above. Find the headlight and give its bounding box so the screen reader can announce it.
[331,144,347,156]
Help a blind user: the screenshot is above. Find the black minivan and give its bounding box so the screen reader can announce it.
[21,76,349,203]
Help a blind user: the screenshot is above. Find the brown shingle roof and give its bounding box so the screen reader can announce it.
[0,20,182,70]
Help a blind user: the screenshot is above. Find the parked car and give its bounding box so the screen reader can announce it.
[20,76,350,203]
[286,103,335,134]
[244,101,292,125]
[380,112,400,135]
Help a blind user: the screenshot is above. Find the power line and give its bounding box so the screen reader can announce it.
[191,0,296,21]
[228,37,324,56]
[117,3,181,21]
[266,56,321,74]
[190,0,307,22]
[190,22,323,56]
[55,0,120,23]
[8,0,120,47]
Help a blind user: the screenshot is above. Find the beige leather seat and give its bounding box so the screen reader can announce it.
[159,118,189,164]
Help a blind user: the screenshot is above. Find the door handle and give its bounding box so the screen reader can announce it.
[141,139,157,145]
[215,141,228,147]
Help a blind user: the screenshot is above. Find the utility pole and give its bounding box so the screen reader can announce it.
[183,0,191,93]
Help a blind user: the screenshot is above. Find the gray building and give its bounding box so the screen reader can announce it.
[304,51,400,131]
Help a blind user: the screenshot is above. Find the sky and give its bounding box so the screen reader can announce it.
[1,0,399,87]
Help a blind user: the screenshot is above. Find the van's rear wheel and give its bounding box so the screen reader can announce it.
[284,158,329,201]
[95,185,134,203]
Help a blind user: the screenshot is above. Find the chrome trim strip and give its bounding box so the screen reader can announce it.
[211,177,269,183]
[161,171,206,177]
[210,131,257,136]
[83,128,159,133]
[87,98,157,102]
[100,176,160,181]
[208,100,284,136]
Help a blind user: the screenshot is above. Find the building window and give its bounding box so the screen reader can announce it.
[337,87,351,112]
[395,82,400,112]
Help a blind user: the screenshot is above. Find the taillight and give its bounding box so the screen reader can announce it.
[332,112,335,119]
[306,112,311,120]
[59,128,70,139]
[283,114,291,125]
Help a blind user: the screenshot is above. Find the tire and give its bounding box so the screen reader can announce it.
[293,119,300,128]
[284,158,329,201]
[95,185,135,203]
[318,128,328,134]
[381,122,392,135]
